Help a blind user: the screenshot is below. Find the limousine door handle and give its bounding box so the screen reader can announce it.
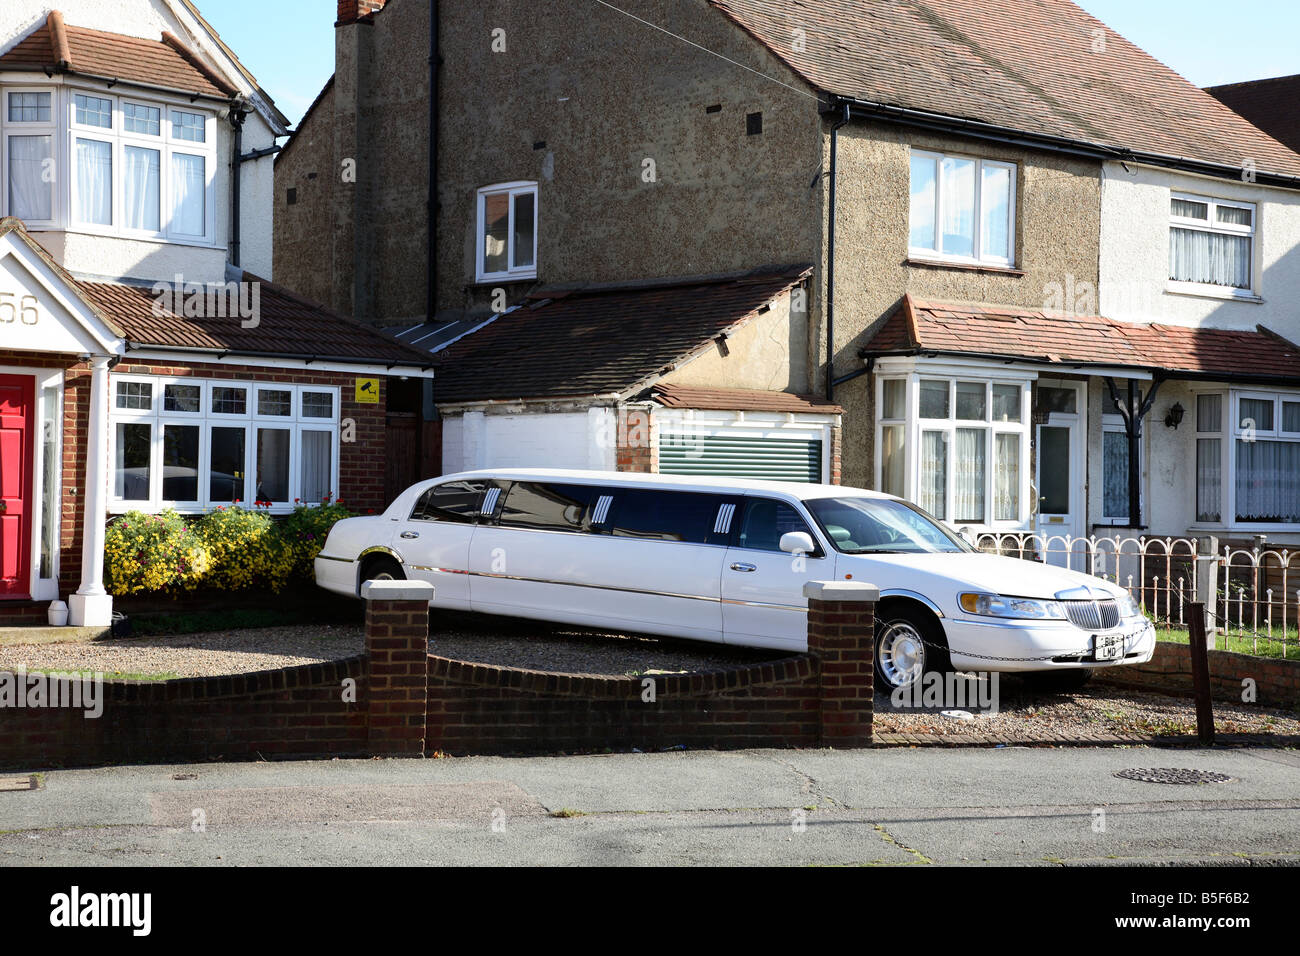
[730,562,757,573]
[399,531,420,539]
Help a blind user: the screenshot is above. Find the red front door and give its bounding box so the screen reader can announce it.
[0,375,34,599]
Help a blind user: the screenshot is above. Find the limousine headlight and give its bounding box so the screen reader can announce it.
[958,592,1067,620]
[1115,591,1143,619]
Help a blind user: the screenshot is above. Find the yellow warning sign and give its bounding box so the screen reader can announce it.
[354,378,380,404]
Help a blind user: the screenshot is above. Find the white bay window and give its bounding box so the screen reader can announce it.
[1,85,214,243]
[877,371,1031,527]
[1194,389,1300,527]
[109,378,340,514]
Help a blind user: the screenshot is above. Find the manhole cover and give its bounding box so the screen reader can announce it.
[1114,768,1235,785]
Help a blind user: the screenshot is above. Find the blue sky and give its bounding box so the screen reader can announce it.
[195,1,1300,131]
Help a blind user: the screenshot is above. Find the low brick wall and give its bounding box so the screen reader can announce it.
[424,581,877,755]
[1,580,880,768]
[1094,641,1300,708]
[0,657,367,770]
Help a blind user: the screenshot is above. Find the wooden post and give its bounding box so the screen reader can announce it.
[1188,601,1214,745]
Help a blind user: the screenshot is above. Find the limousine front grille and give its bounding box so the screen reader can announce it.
[1062,599,1120,631]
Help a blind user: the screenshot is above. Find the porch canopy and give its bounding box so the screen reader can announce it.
[861,294,1300,526]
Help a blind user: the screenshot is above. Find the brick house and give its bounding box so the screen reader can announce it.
[274,0,1300,547]
[0,2,432,626]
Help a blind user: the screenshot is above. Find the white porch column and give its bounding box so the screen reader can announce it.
[69,355,113,627]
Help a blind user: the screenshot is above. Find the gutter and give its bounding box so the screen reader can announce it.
[860,346,1300,387]
[123,341,437,372]
[826,96,1300,191]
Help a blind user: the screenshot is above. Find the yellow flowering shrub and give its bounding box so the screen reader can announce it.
[280,500,356,581]
[197,505,296,593]
[105,510,209,596]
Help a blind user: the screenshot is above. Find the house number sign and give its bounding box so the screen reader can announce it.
[0,293,40,325]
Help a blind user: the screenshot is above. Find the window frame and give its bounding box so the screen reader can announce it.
[475,180,538,283]
[3,86,58,227]
[908,149,1018,268]
[108,376,341,514]
[875,371,1032,529]
[1167,191,1257,298]
[1190,387,1300,530]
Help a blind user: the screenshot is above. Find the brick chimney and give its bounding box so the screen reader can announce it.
[337,0,385,25]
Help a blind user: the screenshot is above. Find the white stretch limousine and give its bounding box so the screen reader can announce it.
[314,469,1155,689]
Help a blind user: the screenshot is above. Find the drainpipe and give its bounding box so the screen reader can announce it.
[825,101,850,401]
[227,98,249,269]
[426,0,438,324]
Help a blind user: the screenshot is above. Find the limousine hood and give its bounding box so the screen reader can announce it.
[841,551,1123,602]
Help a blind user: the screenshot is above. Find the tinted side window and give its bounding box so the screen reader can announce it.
[608,490,726,544]
[736,498,814,552]
[411,480,487,523]
[499,482,593,532]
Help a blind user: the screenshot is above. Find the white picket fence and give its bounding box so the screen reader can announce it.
[972,532,1298,656]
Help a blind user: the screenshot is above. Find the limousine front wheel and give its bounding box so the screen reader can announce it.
[873,605,949,690]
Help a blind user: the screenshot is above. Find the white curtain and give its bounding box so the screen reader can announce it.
[940,157,975,256]
[256,428,291,503]
[1103,431,1129,518]
[300,432,332,504]
[994,433,1019,520]
[920,431,947,519]
[980,164,1011,260]
[170,153,205,235]
[954,428,985,522]
[1236,440,1300,523]
[8,135,51,221]
[74,138,112,225]
[123,146,160,231]
[1170,227,1251,288]
[1197,438,1221,522]
[1197,393,1222,433]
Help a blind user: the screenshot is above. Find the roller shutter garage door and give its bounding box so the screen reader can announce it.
[658,432,823,483]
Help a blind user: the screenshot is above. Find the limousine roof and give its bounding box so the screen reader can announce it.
[440,468,886,501]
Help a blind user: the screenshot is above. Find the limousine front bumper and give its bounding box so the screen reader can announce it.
[944,616,1156,672]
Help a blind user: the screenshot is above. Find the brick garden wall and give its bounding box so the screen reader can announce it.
[1,586,878,768]
[1094,640,1300,708]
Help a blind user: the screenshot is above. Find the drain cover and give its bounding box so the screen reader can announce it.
[1114,768,1234,785]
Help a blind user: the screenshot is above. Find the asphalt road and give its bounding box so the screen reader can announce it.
[1,746,1298,866]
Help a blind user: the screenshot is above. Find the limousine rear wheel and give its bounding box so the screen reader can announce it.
[873,605,950,690]
[360,555,405,588]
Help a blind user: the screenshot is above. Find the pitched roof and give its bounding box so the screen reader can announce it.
[77,275,434,367]
[861,295,1300,382]
[0,11,236,98]
[1206,74,1300,156]
[709,0,1300,180]
[432,265,813,404]
[652,383,841,415]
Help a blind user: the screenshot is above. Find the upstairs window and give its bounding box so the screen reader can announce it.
[2,85,214,242]
[476,181,537,282]
[909,150,1016,266]
[1169,193,1255,295]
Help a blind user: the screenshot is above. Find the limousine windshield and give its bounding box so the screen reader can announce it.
[805,497,972,555]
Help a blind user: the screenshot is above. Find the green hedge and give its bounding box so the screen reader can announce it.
[105,502,355,597]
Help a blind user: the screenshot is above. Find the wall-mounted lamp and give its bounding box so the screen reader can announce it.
[1164,402,1185,429]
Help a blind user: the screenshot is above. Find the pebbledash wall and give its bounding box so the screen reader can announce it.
[0,352,386,626]
[0,586,875,769]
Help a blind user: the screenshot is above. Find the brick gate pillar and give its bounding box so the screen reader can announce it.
[362,580,433,755]
[804,580,878,748]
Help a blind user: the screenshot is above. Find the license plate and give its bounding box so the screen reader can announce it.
[1093,633,1125,661]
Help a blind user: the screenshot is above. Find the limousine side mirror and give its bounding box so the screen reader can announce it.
[779,531,816,555]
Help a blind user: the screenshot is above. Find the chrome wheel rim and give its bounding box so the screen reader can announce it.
[878,621,926,687]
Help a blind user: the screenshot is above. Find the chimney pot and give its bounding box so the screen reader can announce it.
[337,0,386,25]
